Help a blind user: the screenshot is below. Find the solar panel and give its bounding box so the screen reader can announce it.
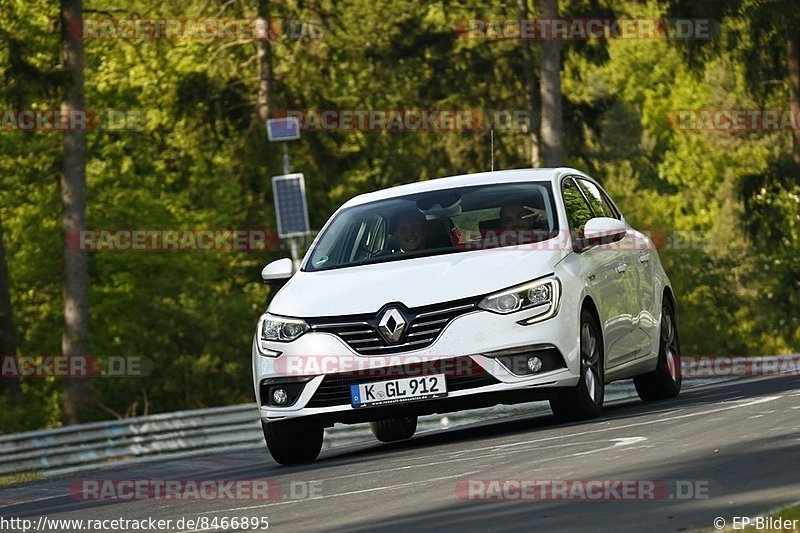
[266,117,300,142]
[272,173,310,238]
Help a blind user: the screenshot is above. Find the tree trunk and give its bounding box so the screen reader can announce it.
[517,0,541,167]
[788,33,800,167]
[60,0,90,425]
[539,0,564,166]
[256,0,272,123]
[0,217,20,396]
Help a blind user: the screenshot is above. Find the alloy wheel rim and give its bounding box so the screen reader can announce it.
[581,322,600,403]
[662,309,680,382]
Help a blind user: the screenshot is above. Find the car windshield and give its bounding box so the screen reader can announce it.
[304,181,559,272]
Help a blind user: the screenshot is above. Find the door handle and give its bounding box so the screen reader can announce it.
[638,252,650,263]
[615,263,628,274]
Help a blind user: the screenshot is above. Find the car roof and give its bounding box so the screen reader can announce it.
[341,167,589,208]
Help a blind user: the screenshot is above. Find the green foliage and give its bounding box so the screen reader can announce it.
[0,0,798,432]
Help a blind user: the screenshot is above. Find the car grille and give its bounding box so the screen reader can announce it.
[306,356,500,408]
[307,297,478,355]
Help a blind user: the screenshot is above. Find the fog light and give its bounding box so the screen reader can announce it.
[272,388,289,405]
[527,356,543,373]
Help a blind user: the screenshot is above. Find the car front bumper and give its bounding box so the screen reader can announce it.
[252,307,581,426]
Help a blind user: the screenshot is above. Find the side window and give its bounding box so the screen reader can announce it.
[562,178,594,232]
[600,189,622,219]
[577,179,618,219]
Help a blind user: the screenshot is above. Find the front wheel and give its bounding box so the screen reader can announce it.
[262,420,324,465]
[634,300,682,401]
[550,309,604,421]
[370,416,418,442]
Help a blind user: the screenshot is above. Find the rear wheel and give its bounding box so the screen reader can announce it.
[634,300,682,401]
[262,420,324,465]
[550,309,604,421]
[370,416,418,442]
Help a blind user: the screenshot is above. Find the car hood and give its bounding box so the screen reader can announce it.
[268,246,569,318]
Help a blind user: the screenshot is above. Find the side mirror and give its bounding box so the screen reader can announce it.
[582,217,627,247]
[261,258,293,284]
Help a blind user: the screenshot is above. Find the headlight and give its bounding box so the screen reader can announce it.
[258,313,309,350]
[478,276,561,324]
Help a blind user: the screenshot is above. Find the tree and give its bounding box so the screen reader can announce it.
[59,0,90,424]
[518,0,541,167]
[2,0,797,433]
[256,0,272,123]
[663,0,800,169]
[0,217,20,397]
[789,34,800,166]
[539,0,564,166]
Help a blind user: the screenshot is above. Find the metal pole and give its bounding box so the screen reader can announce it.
[490,129,494,171]
[282,143,299,271]
[289,237,300,272]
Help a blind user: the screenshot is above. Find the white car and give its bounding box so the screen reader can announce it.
[253,167,681,464]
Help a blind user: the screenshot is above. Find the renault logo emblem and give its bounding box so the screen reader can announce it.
[378,308,406,343]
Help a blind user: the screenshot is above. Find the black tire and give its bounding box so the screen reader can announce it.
[634,300,682,401]
[369,416,418,442]
[550,309,604,421]
[262,421,323,465]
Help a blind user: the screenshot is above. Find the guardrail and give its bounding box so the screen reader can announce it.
[0,379,709,479]
[0,404,263,478]
[0,402,548,479]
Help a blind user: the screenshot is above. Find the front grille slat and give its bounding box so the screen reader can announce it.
[308,297,477,355]
[412,318,449,328]
[405,329,442,338]
[415,303,475,319]
[314,321,371,328]
[348,337,383,344]
[339,329,376,337]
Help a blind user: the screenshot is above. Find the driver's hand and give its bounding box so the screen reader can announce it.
[521,206,546,222]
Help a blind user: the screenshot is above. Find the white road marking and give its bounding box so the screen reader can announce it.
[5,390,784,518]
[257,396,780,488]
[460,396,781,456]
[0,490,73,509]
[186,399,783,519]
[611,436,648,447]
[189,470,480,519]
[305,440,606,483]
[691,392,736,400]
[570,436,648,457]
[186,437,659,518]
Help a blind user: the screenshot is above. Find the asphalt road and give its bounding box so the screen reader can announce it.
[2,375,799,533]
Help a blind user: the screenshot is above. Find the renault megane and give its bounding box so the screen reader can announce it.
[253,168,681,464]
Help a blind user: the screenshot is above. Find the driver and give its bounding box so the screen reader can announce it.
[392,210,427,252]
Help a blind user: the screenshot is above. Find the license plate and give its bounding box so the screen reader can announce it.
[350,374,447,408]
